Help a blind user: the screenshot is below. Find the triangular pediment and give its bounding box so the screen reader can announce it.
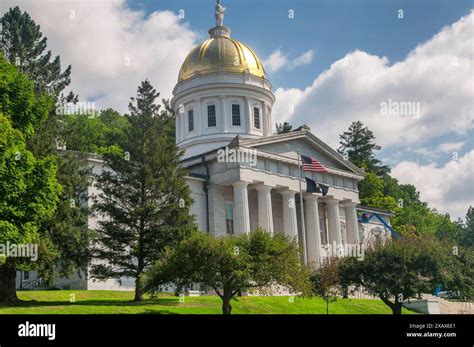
[240,130,364,176]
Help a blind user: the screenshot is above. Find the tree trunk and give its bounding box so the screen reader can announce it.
[379,295,403,315]
[134,271,144,302]
[221,287,233,315]
[392,302,403,315]
[0,259,18,304]
[134,287,143,302]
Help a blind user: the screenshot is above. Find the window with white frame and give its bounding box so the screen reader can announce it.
[253,107,260,129]
[231,104,241,126]
[207,104,216,127]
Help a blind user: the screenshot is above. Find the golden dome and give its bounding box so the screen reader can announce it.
[178,27,266,82]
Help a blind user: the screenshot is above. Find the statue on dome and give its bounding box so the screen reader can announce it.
[215,0,226,27]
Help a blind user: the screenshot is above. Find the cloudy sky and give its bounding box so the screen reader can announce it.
[0,0,472,219]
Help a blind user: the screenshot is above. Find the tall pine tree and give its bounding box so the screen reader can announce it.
[0,6,72,96]
[338,121,390,175]
[92,80,195,301]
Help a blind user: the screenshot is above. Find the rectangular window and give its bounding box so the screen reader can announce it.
[207,105,216,127]
[232,104,241,126]
[24,271,29,280]
[225,202,234,235]
[253,107,260,129]
[188,109,194,132]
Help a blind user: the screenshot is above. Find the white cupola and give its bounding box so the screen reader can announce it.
[171,1,275,159]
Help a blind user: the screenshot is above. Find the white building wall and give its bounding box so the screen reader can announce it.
[271,191,284,233]
[248,189,258,231]
[187,178,208,232]
[208,184,227,236]
[87,277,135,291]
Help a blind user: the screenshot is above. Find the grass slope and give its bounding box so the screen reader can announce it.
[0,291,415,314]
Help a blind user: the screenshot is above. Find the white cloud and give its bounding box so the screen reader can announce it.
[0,0,198,113]
[272,11,474,149]
[263,49,314,73]
[263,50,287,73]
[392,150,474,220]
[438,141,465,153]
[288,50,314,69]
[405,141,466,161]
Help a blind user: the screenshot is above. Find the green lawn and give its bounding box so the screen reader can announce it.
[0,290,415,314]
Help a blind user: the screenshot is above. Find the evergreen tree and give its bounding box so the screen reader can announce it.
[0,6,72,96]
[337,121,462,240]
[34,151,92,283]
[460,207,474,247]
[276,121,292,134]
[92,80,195,302]
[338,121,390,175]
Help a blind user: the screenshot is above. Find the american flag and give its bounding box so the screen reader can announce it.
[301,155,327,173]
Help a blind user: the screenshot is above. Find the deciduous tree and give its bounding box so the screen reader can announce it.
[339,238,466,314]
[0,113,60,303]
[146,229,311,314]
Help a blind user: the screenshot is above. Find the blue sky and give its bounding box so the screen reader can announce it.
[127,0,473,89]
[2,0,471,218]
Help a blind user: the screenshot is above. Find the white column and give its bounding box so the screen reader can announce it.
[326,198,342,245]
[245,97,252,133]
[180,110,185,140]
[262,102,268,136]
[343,201,359,243]
[220,95,227,132]
[265,103,272,136]
[304,193,322,267]
[232,181,250,234]
[195,98,202,134]
[256,185,273,235]
[281,190,298,239]
[176,113,181,142]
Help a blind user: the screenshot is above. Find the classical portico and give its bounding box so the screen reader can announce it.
[179,127,366,267]
[203,170,362,267]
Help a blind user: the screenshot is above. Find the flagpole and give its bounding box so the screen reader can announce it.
[297,149,308,265]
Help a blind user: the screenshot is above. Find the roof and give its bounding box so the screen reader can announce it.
[238,129,365,176]
[357,204,395,216]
